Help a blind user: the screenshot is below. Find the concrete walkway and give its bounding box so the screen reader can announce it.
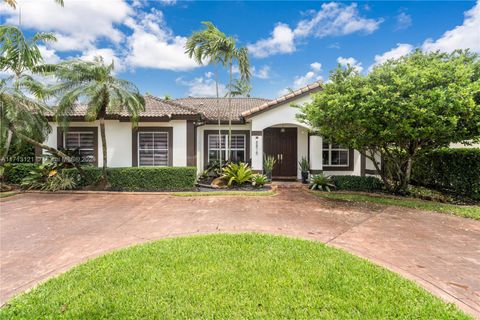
[1,189,479,318]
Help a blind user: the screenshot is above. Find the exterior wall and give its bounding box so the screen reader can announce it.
[45,120,188,167]
[196,124,252,172]
[450,141,480,148]
[248,96,311,179]
[323,150,362,176]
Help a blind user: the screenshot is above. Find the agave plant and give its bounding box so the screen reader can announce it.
[251,174,268,188]
[263,155,277,180]
[309,173,335,192]
[221,162,253,187]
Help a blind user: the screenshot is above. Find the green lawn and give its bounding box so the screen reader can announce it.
[0,192,17,199]
[172,190,276,196]
[0,234,468,319]
[315,192,480,220]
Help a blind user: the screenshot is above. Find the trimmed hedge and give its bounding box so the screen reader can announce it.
[64,166,197,191]
[3,163,38,184]
[331,175,384,192]
[412,148,480,200]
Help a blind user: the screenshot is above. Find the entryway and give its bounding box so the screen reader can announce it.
[263,127,297,180]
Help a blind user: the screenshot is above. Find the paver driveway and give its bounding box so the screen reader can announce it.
[1,188,479,317]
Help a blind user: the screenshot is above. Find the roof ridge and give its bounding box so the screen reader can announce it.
[146,94,200,115]
[241,81,322,118]
[175,97,271,100]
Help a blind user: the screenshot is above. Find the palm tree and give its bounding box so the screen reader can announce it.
[185,22,251,162]
[0,25,57,165]
[223,38,251,161]
[228,78,252,97]
[4,0,64,9]
[185,21,227,166]
[47,57,145,185]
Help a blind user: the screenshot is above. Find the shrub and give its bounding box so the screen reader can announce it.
[412,148,480,200]
[3,163,38,184]
[331,175,384,192]
[64,166,197,191]
[310,173,335,191]
[20,163,78,191]
[251,174,268,188]
[221,162,253,187]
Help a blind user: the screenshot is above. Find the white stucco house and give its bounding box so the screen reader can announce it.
[43,82,381,179]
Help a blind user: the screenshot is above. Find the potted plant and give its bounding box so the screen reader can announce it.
[299,157,310,184]
[263,155,276,181]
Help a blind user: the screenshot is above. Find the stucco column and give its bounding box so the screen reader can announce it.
[251,133,263,173]
[309,135,323,173]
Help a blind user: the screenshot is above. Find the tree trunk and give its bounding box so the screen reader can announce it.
[0,129,13,166]
[400,156,414,192]
[9,125,84,175]
[227,60,233,162]
[99,116,108,184]
[215,65,222,167]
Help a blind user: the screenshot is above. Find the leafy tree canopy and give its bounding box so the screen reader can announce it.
[299,49,480,192]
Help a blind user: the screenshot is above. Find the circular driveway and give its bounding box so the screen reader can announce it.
[1,189,479,317]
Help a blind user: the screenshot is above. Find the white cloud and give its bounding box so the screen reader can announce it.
[0,0,132,52]
[395,12,412,30]
[310,62,322,71]
[294,2,383,38]
[124,8,198,71]
[337,56,363,73]
[255,65,271,79]
[79,48,125,72]
[422,1,480,53]
[247,23,295,58]
[248,2,382,58]
[373,43,414,66]
[38,45,61,64]
[176,76,227,97]
[278,62,322,95]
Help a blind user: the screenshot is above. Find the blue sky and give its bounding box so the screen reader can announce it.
[1,1,479,99]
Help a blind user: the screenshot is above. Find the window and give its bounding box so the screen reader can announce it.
[138,132,169,166]
[323,143,349,166]
[64,131,95,163]
[208,134,246,163]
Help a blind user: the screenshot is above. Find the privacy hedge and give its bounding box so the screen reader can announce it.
[411,148,480,200]
[64,166,197,191]
[3,163,38,184]
[331,175,384,192]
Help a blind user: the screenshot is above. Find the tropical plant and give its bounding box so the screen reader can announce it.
[221,162,253,187]
[0,25,56,165]
[251,174,268,188]
[263,154,276,180]
[45,57,145,186]
[309,173,335,192]
[298,157,309,172]
[299,50,480,193]
[185,22,226,165]
[4,0,64,9]
[228,78,252,97]
[20,161,77,191]
[185,22,251,162]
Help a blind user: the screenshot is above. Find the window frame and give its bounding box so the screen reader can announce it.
[137,131,169,167]
[132,127,173,167]
[203,130,250,168]
[57,127,98,166]
[207,133,246,164]
[322,143,350,167]
[64,131,95,164]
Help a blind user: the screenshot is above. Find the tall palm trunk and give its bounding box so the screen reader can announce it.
[227,60,233,162]
[215,65,222,167]
[99,116,108,183]
[0,129,13,166]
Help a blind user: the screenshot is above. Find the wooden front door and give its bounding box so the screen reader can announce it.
[263,128,297,179]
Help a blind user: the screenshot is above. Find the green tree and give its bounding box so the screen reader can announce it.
[299,50,480,193]
[185,21,228,165]
[0,26,77,168]
[185,21,251,162]
[47,58,145,185]
[228,78,252,97]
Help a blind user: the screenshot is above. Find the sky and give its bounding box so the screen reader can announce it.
[1,0,479,99]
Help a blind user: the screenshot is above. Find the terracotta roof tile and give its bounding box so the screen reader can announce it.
[174,97,270,121]
[242,81,322,118]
